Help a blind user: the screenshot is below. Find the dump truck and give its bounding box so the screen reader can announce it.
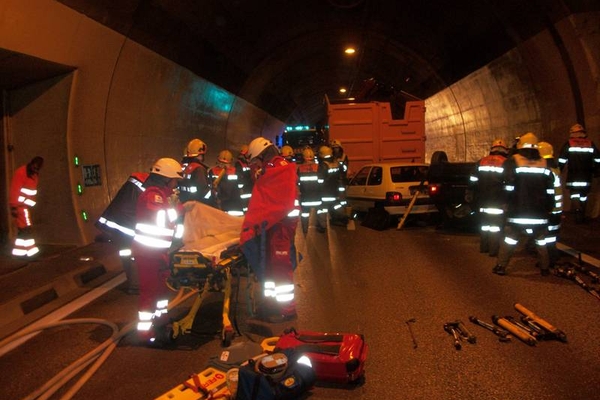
[325,95,426,176]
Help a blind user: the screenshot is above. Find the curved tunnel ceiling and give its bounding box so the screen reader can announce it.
[56,0,594,126]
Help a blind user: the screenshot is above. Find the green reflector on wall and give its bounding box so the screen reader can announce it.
[74,156,79,166]
[81,211,88,221]
[77,183,83,195]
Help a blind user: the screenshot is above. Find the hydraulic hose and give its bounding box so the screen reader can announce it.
[0,318,135,400]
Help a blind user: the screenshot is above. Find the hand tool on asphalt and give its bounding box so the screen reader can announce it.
[443,322,462,350]
[468,316,511,342]
[492,315,537,346]
[514,303,568,343]
[455,320,477,344]
[570,259,600,284]
[405,318,418,349]
[553,266,600,301]
[397,178,426,230]
[504,316,544,340]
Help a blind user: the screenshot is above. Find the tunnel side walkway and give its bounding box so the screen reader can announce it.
[0,241,123,339]
[0,212,598,341]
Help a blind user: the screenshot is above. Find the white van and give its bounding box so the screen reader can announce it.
[346,163,437,216]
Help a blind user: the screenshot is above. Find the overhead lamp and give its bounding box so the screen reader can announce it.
[344,47,356,55]
[339,88,347,93]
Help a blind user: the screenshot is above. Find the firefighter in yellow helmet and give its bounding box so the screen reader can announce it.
[493,133,555,276]
[281,145,295,163]
[297,147,322,234]
[468,139,509,257]
[557,123,600,223]
[316,145,346,232]
[538,141,563,268]
[209,150,243,216]
[180,138,213,206]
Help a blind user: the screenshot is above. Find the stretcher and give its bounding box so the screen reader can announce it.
[166,202,249,347]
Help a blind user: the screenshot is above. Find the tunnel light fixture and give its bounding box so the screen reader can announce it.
[76,183,83,195]
[344,47,356,55]
[339,88,347,94]
[73,155,80,167]
[81,210,89,222]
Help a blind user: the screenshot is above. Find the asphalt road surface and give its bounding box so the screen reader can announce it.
[1,218,600,400]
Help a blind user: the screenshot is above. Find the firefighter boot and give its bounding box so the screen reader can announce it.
[492,265,506,276]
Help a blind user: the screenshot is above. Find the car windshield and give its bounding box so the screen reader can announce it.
[391,166,428,183]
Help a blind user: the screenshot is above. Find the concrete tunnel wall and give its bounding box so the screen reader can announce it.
[425,11,600,216]
[1,0,599,246]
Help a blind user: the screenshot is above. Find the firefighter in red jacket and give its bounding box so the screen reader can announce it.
[10,156,43,257]
[469,139,509,257]
[493,133,555,276]
[96,171,149,294]
[557,123,600,223]
[240,137,300,323]
[180,138,213,206]
[133,158,184,343]
[209,150,244,216]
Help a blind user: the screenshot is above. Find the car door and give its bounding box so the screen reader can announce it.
[346,165,372,211]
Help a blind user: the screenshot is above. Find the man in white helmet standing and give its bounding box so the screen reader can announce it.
[133,157,184,344]
[468,139,509,257]
[180,138,213,206]
[240,137,300,323]
[492,133,555,277]
[557,123,600,223]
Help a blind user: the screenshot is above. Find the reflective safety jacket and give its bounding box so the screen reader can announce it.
[470,153,507,212]
[318,158,342,203]
[96,172,149,239]
[333,152,350,184]
[235,156,254,206]
[503,150,555,226]
[557,137,600,188]
[297,162,322,208]
[9,165,38,209]
[209,164,244,216]
[133,184,183,251]
[179,158,212,204]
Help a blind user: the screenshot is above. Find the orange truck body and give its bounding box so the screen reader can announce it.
[326,98,426,175]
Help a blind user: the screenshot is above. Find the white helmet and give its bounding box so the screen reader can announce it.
[186,139,207,157]
[247,137,273,159]
[151,158,183,179]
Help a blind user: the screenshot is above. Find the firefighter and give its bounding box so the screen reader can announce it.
[180,138,213,206]
[330,139,349,184]
[493,133,555,276]
[297,147,322,234]
[96,171,149,294]
[469,139,509,257]
[209,149,244,216]
[9,156,43,258]
[240,137,300,323]
[133,158,184,343]
[317,145,346,231]
[538,141,563,268]
[281,145,295,163]
[557,123,600,223]
[235,144,253,213]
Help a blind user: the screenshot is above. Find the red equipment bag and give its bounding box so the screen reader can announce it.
[274,328,368,383]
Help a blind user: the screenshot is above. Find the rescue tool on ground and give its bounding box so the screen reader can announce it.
[469,316,511,342]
